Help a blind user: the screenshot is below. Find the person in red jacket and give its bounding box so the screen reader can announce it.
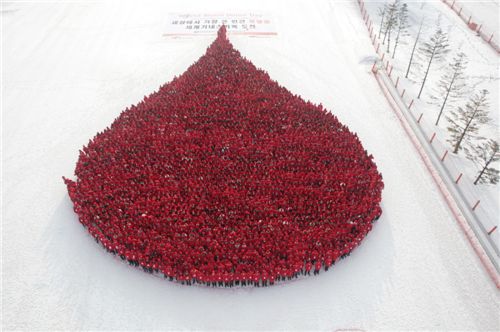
[314,260,322,275]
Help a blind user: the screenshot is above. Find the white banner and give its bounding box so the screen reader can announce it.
[164,13,277,37]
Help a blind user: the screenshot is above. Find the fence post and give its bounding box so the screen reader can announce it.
[371,60,378,73]
[477,24,482,33]
[386,61,389,71]
[417,113,423,123]
[395,76,399,88]
[376,43,380,53]
[401,89,406,98]
[458,7,462,16]
[429,132,436,143]
[488,33,494,43]
[472,200,480,211]
[381,53,385,61]
[441,150,448,161]
[467,15,471,25]
[488,226,497,235]
[408,99,414,109]
[455,173,463,184]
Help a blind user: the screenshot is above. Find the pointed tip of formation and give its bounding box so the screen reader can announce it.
[208,24,234,57]
[217,25,227,40]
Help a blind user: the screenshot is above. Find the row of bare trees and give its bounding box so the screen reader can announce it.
[377,1,499,185]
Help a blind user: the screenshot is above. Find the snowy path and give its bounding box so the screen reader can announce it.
[2,0,499,330]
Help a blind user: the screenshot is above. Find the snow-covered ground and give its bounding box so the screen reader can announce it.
[362,0,500,251]
[2,0,499,330]
[461,0,499,33]
[443,0,500,49]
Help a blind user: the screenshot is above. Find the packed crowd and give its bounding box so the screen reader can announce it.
[64,26,384,287]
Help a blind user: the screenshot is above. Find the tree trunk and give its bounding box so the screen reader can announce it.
[435,71,457,125]
[405,38,417,78]
[378,11,385,39]
[406,18,424,79]
[382,26,389,45]
[474,152,495,185]
[453,131,465,154]
[453,107,479,154]
[392,26,401,58]
[382,10,393,45]
[417,45,436,99]
[387,29,392,52]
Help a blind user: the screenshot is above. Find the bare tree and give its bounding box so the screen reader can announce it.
[405,17,424,78]
[447,89,490,154]
[392,2,410,58]
[466,139,499,185]
[417,22,449,98]
[431,52,468,125]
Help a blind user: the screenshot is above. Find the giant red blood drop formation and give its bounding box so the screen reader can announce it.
[64,26,384,286]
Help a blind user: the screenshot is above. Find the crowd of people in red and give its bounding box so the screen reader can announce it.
[64,26,384,287]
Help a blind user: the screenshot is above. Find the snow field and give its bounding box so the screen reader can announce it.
[2,0,499,330]
[361,0,500,258]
